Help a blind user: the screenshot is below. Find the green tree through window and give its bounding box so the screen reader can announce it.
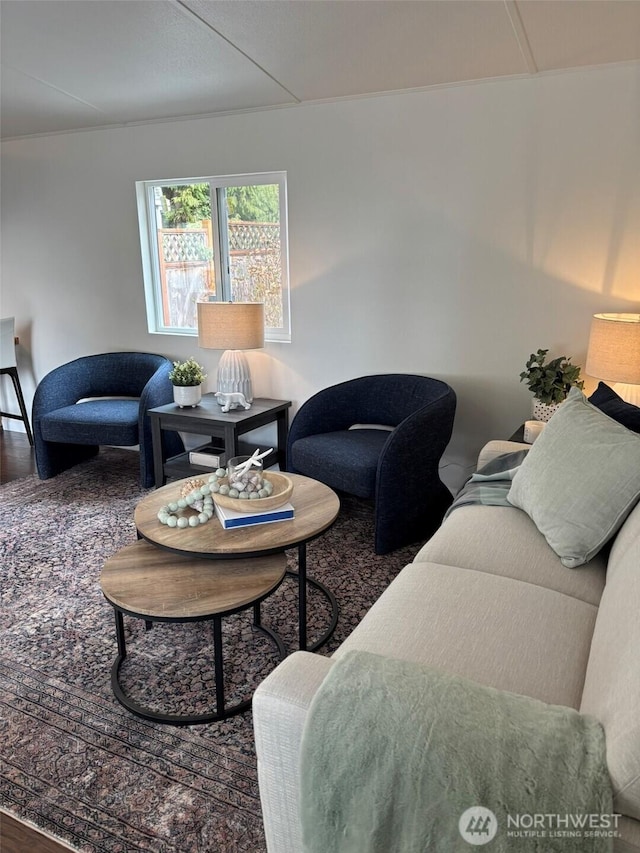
[160,184,279,227]
[226,185,279,222]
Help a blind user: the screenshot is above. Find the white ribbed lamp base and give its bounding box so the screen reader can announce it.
[216,349,254,404]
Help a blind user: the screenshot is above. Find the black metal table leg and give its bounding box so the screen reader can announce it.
[108,606,287,726]
[286,541,339,652]
[213,616,225,717]
[298,542,308,650]
[115,610,126,659]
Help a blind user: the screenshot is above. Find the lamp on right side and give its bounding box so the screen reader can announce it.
[586,313,640,406]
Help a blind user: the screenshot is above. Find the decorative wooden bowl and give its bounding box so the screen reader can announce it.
[213,471,294,512]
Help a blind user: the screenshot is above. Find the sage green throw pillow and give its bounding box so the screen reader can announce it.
[508,387,640,567]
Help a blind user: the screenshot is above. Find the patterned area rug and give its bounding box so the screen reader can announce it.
[0,449,421,852]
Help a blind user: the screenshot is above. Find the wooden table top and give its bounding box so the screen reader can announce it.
[134,473,340,558]
[101,540,287,619]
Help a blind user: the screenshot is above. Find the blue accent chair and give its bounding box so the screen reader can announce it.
[33,352,183,488]
[287,374,457,554]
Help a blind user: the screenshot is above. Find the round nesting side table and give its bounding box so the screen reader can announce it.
[133,473,341,652]
[101,540,287,725]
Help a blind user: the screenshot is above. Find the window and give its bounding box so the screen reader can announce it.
[136,172,290,342]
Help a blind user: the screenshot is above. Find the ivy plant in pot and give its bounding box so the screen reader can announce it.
[169,357,207,408]
[520,348,584,422]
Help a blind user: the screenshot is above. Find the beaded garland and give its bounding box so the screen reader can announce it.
[157,477,215,529]
[156,468,275,529]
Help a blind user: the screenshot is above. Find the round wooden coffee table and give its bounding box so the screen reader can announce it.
[101,540,288,725]
[134,473,340,651]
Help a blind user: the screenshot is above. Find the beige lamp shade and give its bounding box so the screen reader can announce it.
[197,301,264,351]
[586,313,640,385]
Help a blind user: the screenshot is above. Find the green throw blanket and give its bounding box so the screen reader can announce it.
[300,650,613,853]
[445,448,530,518]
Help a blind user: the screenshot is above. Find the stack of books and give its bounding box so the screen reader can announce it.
[189,443,227,468]
[214,501,295,530]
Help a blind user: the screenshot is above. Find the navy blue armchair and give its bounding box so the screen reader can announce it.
[287,374,456,554]
[33,352,183,488]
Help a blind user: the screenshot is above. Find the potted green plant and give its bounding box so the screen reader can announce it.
[169,357,207,408]
[520,348,584,421]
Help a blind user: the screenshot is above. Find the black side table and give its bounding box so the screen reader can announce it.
[149,395,291,486]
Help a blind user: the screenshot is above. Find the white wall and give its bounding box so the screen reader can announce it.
[2,64,639,488]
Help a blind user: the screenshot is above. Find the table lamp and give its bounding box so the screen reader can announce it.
[586,313,640,406]
[197,301,264,408]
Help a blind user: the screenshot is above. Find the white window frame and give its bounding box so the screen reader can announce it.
[136,171,291,343]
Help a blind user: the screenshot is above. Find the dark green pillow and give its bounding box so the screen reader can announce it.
[588,382,640,433]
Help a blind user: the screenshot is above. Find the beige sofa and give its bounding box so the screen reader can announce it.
[253,438,640,853]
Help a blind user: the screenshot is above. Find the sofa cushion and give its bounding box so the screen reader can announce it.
[580,500,640,821]
[415,505,606,606]
[616,816,640,852]
[334,561,598,710]
[589,382,640,433]
[508,388,640,567]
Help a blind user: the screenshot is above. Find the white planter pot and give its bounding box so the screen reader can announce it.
[173,384,202,408]
[532,398,563,422]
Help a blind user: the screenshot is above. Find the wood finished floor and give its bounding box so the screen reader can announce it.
[1,811,76,853]
[0,428,36,484]
[1,432,75,853]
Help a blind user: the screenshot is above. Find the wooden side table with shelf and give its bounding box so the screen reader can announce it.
[149,395,291,486]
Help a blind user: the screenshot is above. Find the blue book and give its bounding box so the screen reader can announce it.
[214,501,295,530]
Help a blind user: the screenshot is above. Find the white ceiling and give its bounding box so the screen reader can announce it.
[2,0,639,141]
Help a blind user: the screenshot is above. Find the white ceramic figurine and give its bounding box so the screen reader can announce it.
[214,391,251,412]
